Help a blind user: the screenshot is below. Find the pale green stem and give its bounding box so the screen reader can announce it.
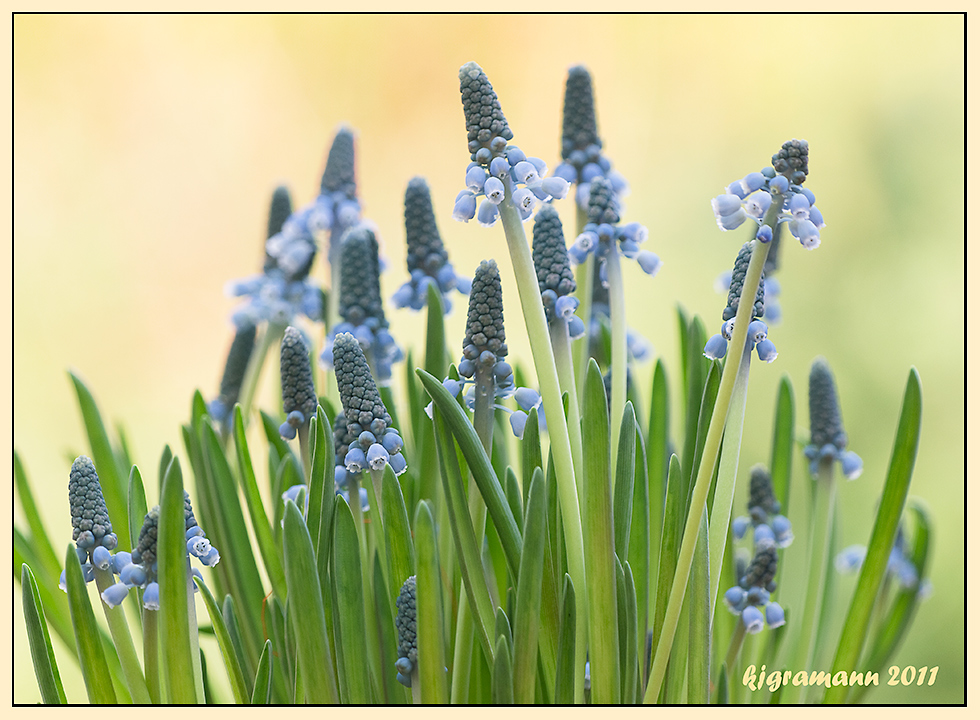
[451,361,493,703]
[708,343,753,615]
[550,317,584,485]
[642,227,774,704]
[186,558,206,704]
[411,667,421,705]
[606,248,628,483]
[142,605,161,703]
[782,459,836,704]
[298,423,311,482]
[238,320,286,425]
[498,190,588,703]
[723,619,748,685]
[348,471,369,573]
[94,567,152,704]
[572,203,593,399]
[324,246,343,408]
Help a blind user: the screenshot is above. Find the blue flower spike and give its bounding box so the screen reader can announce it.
[803,358,863,480]
[454,62,569,228]
[68,457,118,570]
[394,575,418,687]
[723,539,785,631]
[279,327,318,441]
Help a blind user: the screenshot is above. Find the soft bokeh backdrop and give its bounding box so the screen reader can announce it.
[13,14,964,703]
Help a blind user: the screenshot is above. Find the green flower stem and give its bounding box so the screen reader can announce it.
[642,227,773,704]
[186,559,206,704]
[93,568,152,704]
[550,318,584,484]
[298,423,311,481]
[450,361,494,702]
[723,619,748,679]
[348,470,369,575]
[238,321,286,425]
[142,605,161,703]
[498,192,588,703]
[783,459,837,704]
[707,343,752,614]
[410,667,421,704]
[606,247,628,482]
[572,203,593,398]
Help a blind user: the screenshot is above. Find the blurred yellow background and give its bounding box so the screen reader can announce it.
[13,14,964,703]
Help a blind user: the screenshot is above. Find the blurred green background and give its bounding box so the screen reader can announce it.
[13,15,963,703]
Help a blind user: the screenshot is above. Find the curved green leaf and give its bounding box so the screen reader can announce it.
[554,574,576,704]
[21,564,66,704]
[331,496,373,704]
[194,576,250,704]
[414,501,448,704]
[513,470,547,704]
[63,544,116,704]
[251,640,273,704]
[492,634,514,704]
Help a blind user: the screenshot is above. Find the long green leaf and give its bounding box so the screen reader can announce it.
[769,376,795,513]
[646,358,669,624]
[14,453,61,582]
[373,553,409,703]
[232,405,287,600]
[513,470,547,704]
[822,368,922,704]
[652,454,683,652]
[628,425,650,666]
[306,405,331,549]
[554,574,576,704]
[425,281,448,379]
[431,404,496,667]
[414,501,448,704]
[522,405,543,507]
[127,466,148,560]
[69,371,130,549]
[622,561,639,703]
[194,576,250,704]
[282,499,339,703]
[613,402,637,560]
[417,368,522,578]
[492,634,515,704]
[382,464,416,602]
[687,510,710,703]
[251,640,274,704]
[331,496,373,704]
[222,595,254,697]
[158,458,198,703]
[21,564,67,704]
[581,359,620,704]
[64,544,117,703]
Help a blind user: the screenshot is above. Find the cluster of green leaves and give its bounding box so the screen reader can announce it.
[16,279,929,704]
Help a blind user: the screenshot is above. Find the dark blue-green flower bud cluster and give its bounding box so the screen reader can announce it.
[552,66,628,210]
[393,177,470,313]
[279,326,318,440]
[227,185,323,329]
[310,127,363,260]
[731,465,794,549]
[394,575,418,687]
[328,410,370,512]
[321,227,402,382]
[457,260,514,396]
[570,177,659,277]
[722,538,785,633]
[98,491,219,610]
[68,455,117,556]
[532,205,583,337]
[804,359,863,479]
[209,322,257,426]
[453,62,569,228]
[703,243,778,364]
[332,332,406,476]
[711,138,823,250]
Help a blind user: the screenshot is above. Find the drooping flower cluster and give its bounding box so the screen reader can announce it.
[452,62,570,227]
[711,139,824,250]
[393,575,418,687]
[99,492,219,610]
[703,242,778,363]
[227,186,324,329]
[392,177,471,313]
[732,465,794,548]
[278,326,318,440]
[321,227,402,382]
[723,539,786,633]
[804,359,863,479]
[835,526,931,599]
[332,332,407,476]
[208,322,256,426]
[531,204,585,339]
[59,456,118,590]
[308,127,362,259]
[551,65,627,210]
[329,409,371,512]
[569,177,660,277]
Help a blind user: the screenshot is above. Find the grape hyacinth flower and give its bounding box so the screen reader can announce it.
[330,410,372,512]
[208,322,257,427]
[731,465,794,548]
[278,326,318,441]
[568,177,660,279]
[226,185,324,329]
[804,358,863,479]
[100,492,219,610]
[835,527,929,597]
[309,127,362,260]
[703,242,777,363]
[332,332,407,477]
[394,575,418,688]
[455,259,515,397]
[532,204,585,339]
[452,62,569,227]
[714,270,782,326]
[393,177,470,313]
[60,456,119,591]
[711,139,824,250]
[321,227,403,382]
[552,65,628,210]
[722,539,786,633]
